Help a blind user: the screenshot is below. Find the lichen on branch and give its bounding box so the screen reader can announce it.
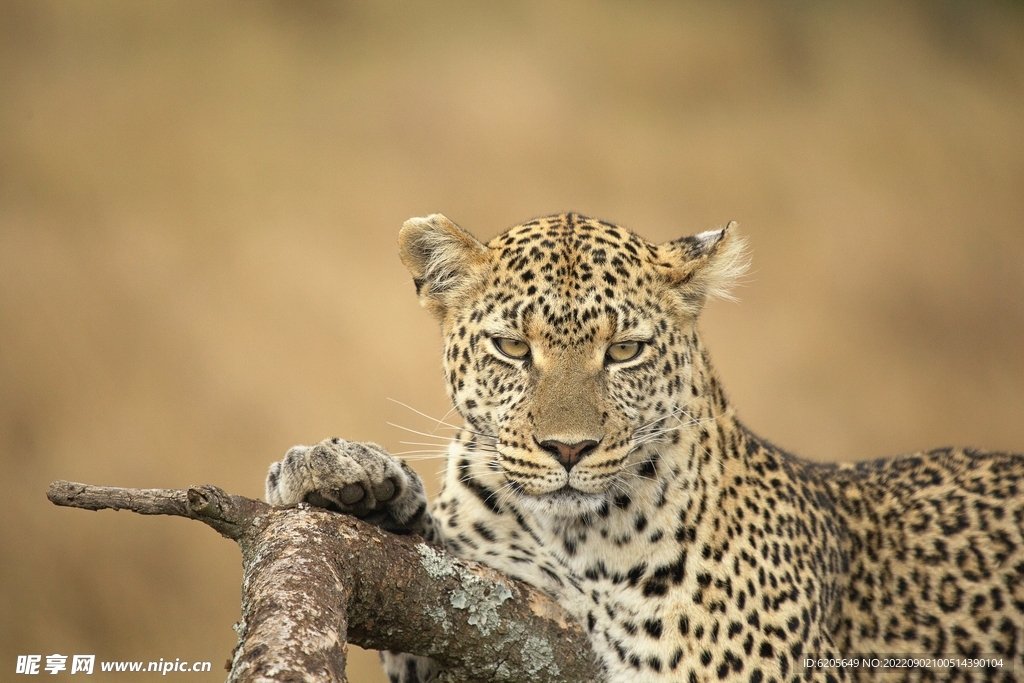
[47,480,601,683]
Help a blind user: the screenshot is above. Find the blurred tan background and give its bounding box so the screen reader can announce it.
[2,1,1022,681]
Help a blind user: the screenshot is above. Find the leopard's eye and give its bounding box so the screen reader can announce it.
[494,337,530,360]
[606,341,643,363]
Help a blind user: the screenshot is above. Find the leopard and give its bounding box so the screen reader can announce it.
[266,213,1024,683]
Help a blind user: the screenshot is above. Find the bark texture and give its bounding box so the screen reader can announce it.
[47,480,601,683]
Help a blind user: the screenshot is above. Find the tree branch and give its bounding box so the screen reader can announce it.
[47,480,601,683]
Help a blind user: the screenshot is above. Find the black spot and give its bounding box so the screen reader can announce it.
[472,521,497,543]
[626,563,647,586]
[643,619,664,639]
[539,565,565,587]
[642,581,669,597]
[937,574,963,613]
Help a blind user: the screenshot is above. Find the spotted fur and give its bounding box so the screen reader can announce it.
[268,213,1024,683]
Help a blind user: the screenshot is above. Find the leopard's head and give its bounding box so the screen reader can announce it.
[399,213,746,518]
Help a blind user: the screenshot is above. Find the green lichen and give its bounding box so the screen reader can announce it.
[424,604,452,634]
[416,543,456,579]
[521,634,558,676]
[448,573,513,636]
[417,543,566,679]
[497,620,563,679]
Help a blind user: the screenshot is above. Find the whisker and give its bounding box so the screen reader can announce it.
[397,439,458,448]
[437,404,461,427]
[630,406,719,452]
[387,422,461,441]
[634,403,693,427]
[492,482,521,511]
[640,415,715,436]
[387,397,466,431]
[633,408,690,433]
[455,443,501,455]
[387,397,498,441]
[400,454,493,464]
[398,455,453,461]
[392,449,450,456]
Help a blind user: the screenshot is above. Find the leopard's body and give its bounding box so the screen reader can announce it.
[267,213,1024,683]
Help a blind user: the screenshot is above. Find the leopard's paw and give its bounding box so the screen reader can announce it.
[266,438,431,536]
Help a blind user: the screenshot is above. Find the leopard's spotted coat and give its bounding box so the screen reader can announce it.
[267,213,1024,683]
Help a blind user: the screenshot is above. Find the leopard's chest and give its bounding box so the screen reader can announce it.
[432,446,850,681]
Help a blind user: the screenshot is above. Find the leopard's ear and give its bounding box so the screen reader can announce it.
[399,214,489,319]
[654,221,749,315]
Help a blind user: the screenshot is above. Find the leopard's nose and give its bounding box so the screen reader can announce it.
[537,439,600,471]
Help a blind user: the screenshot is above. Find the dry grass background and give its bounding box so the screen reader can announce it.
[1,2,1023,681]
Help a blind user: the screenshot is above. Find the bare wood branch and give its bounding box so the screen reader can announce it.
[46,480,255,540]
[47,480,601,683]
